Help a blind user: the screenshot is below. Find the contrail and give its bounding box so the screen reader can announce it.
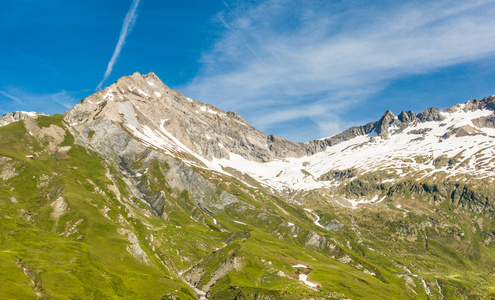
[96,0,141,90]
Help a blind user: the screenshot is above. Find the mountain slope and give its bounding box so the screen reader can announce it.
[0,115,426,299]
[65,72,495,194]
[0,116,196,299]
[1,72,495,299]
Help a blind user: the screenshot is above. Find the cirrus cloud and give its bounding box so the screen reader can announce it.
[183,0,495,141]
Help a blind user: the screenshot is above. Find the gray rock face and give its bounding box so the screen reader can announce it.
[417,107,445,122]
[463,96,495,112]
[165,158,239,212]
[375,110,396,139]
[472,114,495,129]
[398,110,416,123]
[323,220,344,231]
[408,128,432,135]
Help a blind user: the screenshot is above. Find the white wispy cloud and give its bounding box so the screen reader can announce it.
[96,0,141,90]
[0,88,78,114]
[184,0,495,141]
[0,91,24,104]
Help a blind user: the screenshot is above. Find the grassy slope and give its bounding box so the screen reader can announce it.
[0,117,195,299]
[303,177,495,299]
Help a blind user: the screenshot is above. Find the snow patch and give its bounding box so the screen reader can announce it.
[199,105,218,114]
[103,90,115,101]
[304,208,324,228]
[374,196,386,205]
[20,111,37,117]
[368,130,378,137]
[116,102,141,131]
[137,89,150,97]
[298,274,318,288]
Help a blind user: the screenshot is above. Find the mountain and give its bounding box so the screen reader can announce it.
[0,111,46,127]
[1,72,495,299]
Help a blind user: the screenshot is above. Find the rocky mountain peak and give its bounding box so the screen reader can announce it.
[382,109,396,119]
[397,110,416,123]
[65,72,313,163]
[462,95,495,112]
[374,110,396,139]
[0,111,46,127]
[417,107,444,122]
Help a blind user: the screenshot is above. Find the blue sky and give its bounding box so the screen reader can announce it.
[2,0,495,141]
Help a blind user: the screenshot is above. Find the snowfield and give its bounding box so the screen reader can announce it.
[210,108,495,190]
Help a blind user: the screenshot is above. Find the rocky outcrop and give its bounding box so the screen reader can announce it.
[462,96,495,112]
[117,228,150,264]
[484,231,495,245]
[24,119,68,154]
[0,111,46,127]
[323,220,344,231]
[184,233,248,294]
[164,158,240,212]
[317,122,376,147]
[472,114,495,129]
[417,107,445,122]
[318,169,357,181]
[388,181,495,215]
[398,110,416,123]
[374,110,396,139]
[0,156,22,180]
[442,125,485,139]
